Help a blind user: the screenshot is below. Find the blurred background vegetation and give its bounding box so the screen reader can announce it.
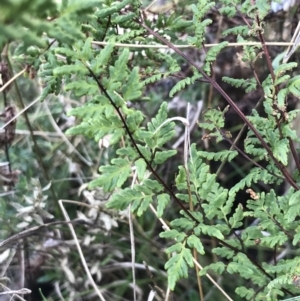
[0,0,299,300]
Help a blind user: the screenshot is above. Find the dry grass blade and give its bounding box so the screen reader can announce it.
[0,67,26,93]
[58,199,107,301]
[283,21,300,63]
[92,41,295,49]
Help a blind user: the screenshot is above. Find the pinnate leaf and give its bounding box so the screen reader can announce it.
[89,158,131,191]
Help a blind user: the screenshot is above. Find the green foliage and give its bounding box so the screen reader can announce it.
[106,179,164,215]
[230,168,280,195]
[198,107,228,142]
[164,243,194,290]
[169,69,202,97]
[6,0,300,299]
[203,41,228,75]
[223,76,257,93]
[222,25,249,36]
[197,149,238,162]
[188,0,215,47]
[89,158,132,191]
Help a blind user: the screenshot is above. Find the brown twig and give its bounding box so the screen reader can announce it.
[137,18,299,190]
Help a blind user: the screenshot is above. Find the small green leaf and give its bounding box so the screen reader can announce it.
[160,230,185,241]
[65,80,98,96]
[235,287,255,299]
[170,217,196,231]
[260,233,288,248]
[157,194,170,217]
[123,67,143,101]
[274,62,297,78]
[213,247,235,259]
[81,37,93,60]
[187,235,205,254]
[165,245,194,290]
[272,138,289,166]
[89,158,131,191]
[106,188,138,210]
[289,189,300,206]
[53,64,87,75]
[154,150,177,164]
[135,158,147,181]
[288,75,300,98]
[91,43,115,73]
[229,204,244,229]
[199,262,226,276]
[194,224,224,239]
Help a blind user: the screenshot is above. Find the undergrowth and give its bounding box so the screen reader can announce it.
[1,0,300,300]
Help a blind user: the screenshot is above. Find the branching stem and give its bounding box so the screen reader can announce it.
[138,19,299,190]
[84,64,198,223]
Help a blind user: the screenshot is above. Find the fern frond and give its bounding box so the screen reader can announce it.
[197,149,238,162]
[199,262,226,276]
[203,41,228,75]
[106,179,163,215]
[230,168,278,195]
[219,6,237,17]
[143,102,176,148]
[169,69,202,97]
[164,243,194,290]
[89,158,131,192]
[188,0,215,47]
[222,25,249,36]
[235,287,255,300]
[222,77,257,93]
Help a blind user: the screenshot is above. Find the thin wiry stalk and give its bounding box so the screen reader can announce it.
[130,170,138,301]
[58,199,107,301]
[0,67,26,93]
[43,101,92,166]
[92,41,296,49]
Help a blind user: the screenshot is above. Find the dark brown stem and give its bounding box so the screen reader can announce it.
[85,64,198,223]
[137,19,299,190]
[255,16,276,82]
[255,17,300,178]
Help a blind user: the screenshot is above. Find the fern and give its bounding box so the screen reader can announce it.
[89,158,132,192]
[198,107,228,142]
[203,41,228,75]
[95,0,131,19]
[219,6,237,17]
[142,102,176,148]
[235,287,255,300]
[90,43,115,74]
[169,71,202,97]
[222,25,249,36]
[197,149,238,161]
[288,75,300,98]
[230,168,279,195]
[66,115,124,143]
[188,0,215,47]
[164,243,194,290]
[106,179,164,216]
[222,76,257,93]
[199,261,227,276]
[22,0,300,298]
